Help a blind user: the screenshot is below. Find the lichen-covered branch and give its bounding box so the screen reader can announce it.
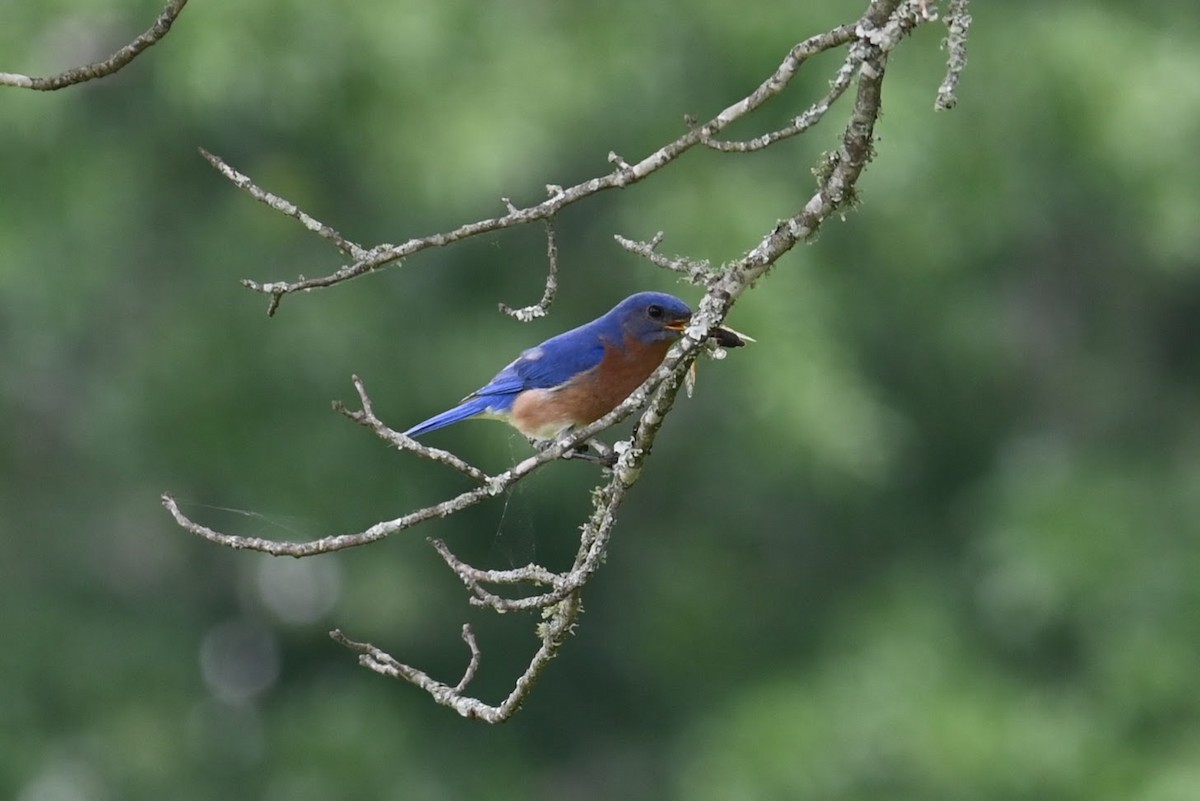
[201,149,368,260]
[326,351,696,721]
[0,0,189,91]
[165,0,956,722]
[614,232,714,287]
[220,21,864,314]
[699,46,861,153]
[936,0,972,111]
[499,221,560,321]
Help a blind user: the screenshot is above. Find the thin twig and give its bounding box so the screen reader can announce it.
[613,232,713,286]
[704,0,916,301]
[430,539,563,587]
[935,0,972,110]
[333,375,490,484]
[233,23,859,313]
[330,627,493,717]
[329,589,582,722]
[432,536,566,608]
[0,0,189,91]
[431,538,573,612]
[700,47,861,153]
[200,149,368,261]
[499,221,559,321]
[453,625,482,693]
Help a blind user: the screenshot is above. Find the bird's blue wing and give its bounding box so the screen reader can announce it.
[403,325,607,438]
[469,325,606,398]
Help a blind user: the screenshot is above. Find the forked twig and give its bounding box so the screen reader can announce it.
[500,221,560,321]
[220,22,863,314]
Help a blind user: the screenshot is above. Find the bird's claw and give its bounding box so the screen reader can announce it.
[559,438,617,468]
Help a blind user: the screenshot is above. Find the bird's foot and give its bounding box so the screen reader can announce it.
[561,438,617,468]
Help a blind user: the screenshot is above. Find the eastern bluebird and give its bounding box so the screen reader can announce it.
[404,292,733,441]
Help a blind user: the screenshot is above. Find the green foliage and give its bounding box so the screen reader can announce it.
[3,0,1200,799]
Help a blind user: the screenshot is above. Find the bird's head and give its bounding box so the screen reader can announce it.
[609,291,692,343]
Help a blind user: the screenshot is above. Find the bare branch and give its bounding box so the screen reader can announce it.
[431,539,564,589]
[329,589,582,722]
[453,625,482,693]
[200,149,368,261]
[233,22,860,313]
[333,375,489,484]
[0,0,189,91]
[324,356,697,721]
[936,0,972,110]
[162,330,716,556]
[614,232,713,287]
[699,0,919,306]
[330,627,491,716]
[700,48,860,153]
[499,221,560,321]
[431,538,570,612]
[163,489,492,556]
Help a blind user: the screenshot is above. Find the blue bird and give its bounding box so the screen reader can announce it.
[405,292,698,440]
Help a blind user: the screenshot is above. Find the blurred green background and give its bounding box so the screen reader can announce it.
[4,1,1200,799]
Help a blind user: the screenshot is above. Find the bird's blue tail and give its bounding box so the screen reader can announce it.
[403,396,498,438]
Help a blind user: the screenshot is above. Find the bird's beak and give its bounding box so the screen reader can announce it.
[663,317,754,347]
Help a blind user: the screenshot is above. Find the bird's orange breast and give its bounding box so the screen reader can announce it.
[509,336,673,438]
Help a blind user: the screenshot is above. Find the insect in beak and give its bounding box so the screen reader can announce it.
[710,325,754,348]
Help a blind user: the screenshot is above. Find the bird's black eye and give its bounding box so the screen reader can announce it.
[647,304,664,319]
